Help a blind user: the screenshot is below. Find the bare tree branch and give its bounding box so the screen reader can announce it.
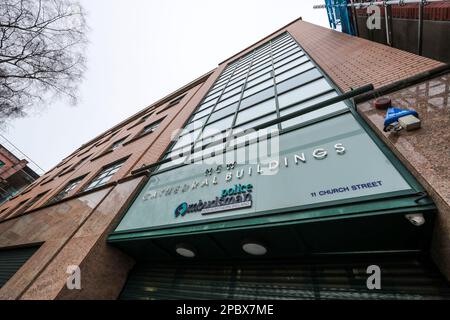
[0,0,88,126]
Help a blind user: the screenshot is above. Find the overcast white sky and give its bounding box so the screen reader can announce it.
[2,0,330,173]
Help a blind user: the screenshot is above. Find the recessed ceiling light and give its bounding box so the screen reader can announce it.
[405,213,426,227]
[242,240,268,256]
[175,243,196,258]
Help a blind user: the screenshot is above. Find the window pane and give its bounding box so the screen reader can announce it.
[276,69,322,95]
[240,86,275,110]
[203,115,234,132]
[226,80,246,93]
[172,129,201,150]
[226,77,246,90]
[197,142,225,159]
[214,76,230,86]
[250,61,272,75]
[252,54,271,67]
[195,130,228,150]
[247,66,272,82]
[221,85,243,101]
[210,81,226,91]
[192,106,212,121]
[255,44,270,54]
[238,57,252,67]
[215,94,240,111]
[243,78,273,98]
[245,71,272,88]
[230,124,279,150]
[274,55,309,73]
[234,113,277,131]
[198,98,218,111]
[231,67,248,79]
[235,98,276,125]
[167,144,191,159]
[278,78,332,109]
[274,48,302,62]
[208,102,238,123]
[141,120,161,135]
[253,51,269,61]
[275,62,314,83]
[273,45,304,61]
[232,64,247,75]
[252,49,269,61]
[272,37,292,48]
[281,101,348,130]
[280,91,338,116]
[184,118,205,133]
[84,160,126,191]
[272,43,297,56]
[229,72,247,84]
[49,177,84,204]
[238,55,252,65]
[207,86,224,97]
[204,90,222,103]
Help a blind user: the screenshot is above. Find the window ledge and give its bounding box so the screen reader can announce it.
[40,178,55,186]
[58,168,75,178]
[90,149,114,162]
[127,119,146,131]
[123,131,154,146]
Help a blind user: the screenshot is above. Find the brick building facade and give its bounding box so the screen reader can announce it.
[0,18,449,300]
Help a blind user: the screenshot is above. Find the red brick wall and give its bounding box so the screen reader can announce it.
[0,72,217,222]
[286,20,445,92]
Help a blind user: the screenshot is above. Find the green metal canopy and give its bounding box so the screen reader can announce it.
[108,113,436,258]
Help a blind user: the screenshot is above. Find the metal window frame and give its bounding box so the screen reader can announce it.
[82,158,128,192]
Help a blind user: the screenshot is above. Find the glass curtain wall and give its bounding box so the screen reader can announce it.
[159,33,348,171]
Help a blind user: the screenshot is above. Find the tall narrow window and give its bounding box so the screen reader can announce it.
[13,191,49,216]
[168,95,185,108]
[157,95,185,114]
[107,136,128,152]
[83,159,127,192]
[47,176,86,205]
[138,118,164,137]
[57,165,72,177]
[142,113,153,121]
[77,144,95,158]
[71,155,90,171]
[127,112,155,131]
[6,199,28,218]
[0,207,9,216]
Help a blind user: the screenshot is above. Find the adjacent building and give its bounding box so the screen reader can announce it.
[0,144,39,206]
[323,0,450,63]
[0,17,449,300]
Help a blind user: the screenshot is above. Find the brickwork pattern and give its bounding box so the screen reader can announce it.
[0,73,216,222]
[287,21,445,92]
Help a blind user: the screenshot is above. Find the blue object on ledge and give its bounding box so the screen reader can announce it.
[384,108,419,132]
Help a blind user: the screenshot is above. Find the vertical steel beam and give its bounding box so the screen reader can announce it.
[417,0,424,55]
[384,4,394,46]
[351,0,360,36]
